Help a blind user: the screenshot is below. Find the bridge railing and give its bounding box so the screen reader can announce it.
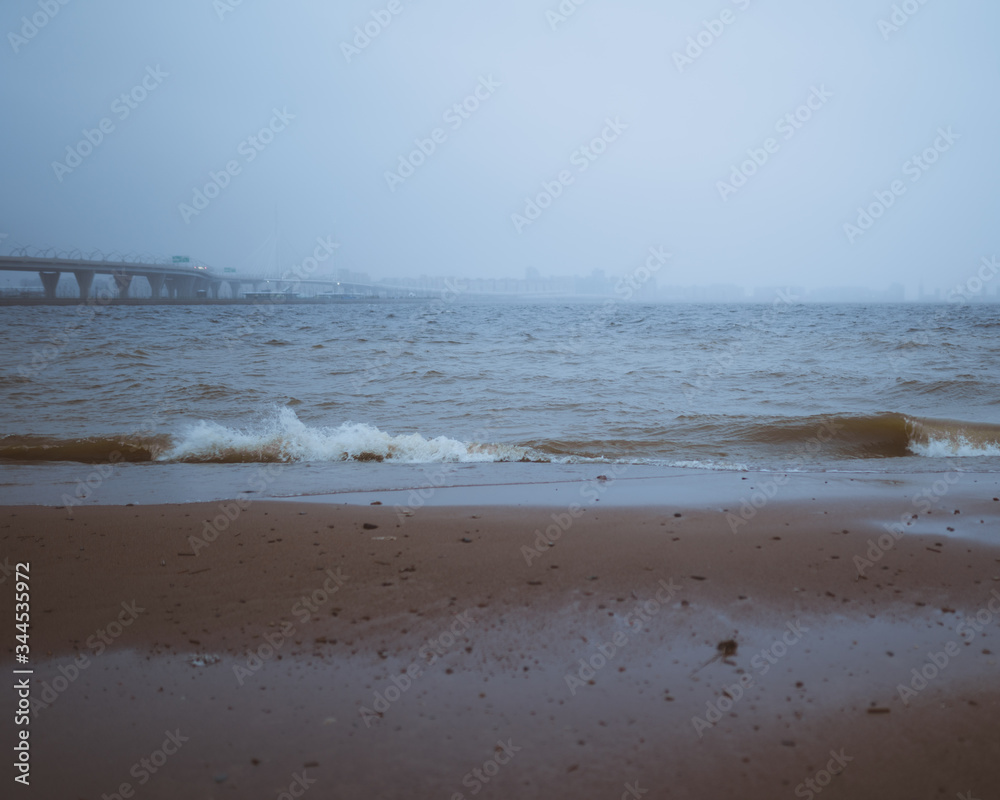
[6,246,178,266]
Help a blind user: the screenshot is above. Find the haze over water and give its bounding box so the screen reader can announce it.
[2,301,998,482]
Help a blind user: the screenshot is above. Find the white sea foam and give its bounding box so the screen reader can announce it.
[159,408,533,464]
[666,459,750,471]
[905,416,1000,458]
[908,434,1000,458]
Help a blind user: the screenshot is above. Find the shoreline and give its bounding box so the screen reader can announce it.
[3,484,999,798]
[3,462,1000,515]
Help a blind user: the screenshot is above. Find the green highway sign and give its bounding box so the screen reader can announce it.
[224,267,236,273]
[172,256,190,264]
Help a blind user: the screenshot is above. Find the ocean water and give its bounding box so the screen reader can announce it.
[1,301,999,491]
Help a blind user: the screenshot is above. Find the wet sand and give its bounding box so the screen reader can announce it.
[3,475,1000,798]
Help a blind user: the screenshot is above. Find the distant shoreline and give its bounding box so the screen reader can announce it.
[1,296,993,308]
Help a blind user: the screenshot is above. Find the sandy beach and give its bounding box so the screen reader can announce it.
[4,472,999,799]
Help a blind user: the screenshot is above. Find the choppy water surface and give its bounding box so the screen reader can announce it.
[1,302,998,476]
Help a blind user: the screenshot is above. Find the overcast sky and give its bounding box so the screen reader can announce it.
[1,0,997,289]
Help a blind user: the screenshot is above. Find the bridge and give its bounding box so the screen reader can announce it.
[0,251,222,300]
[0,249,423,301]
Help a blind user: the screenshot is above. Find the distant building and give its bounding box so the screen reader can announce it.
[370,273,992,303]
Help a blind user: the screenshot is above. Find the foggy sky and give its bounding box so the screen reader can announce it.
[1,0,998,290]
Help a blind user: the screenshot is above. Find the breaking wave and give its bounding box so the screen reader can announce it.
[1,410,998,465]
[905,416,1000,458]
[733,413,1000,459]
[158,408,537,464]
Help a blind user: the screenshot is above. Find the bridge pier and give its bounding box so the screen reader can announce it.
[3,258,237,303]
[167,276,196,299]
[146,274,165,299]
[73,270,94,300]
[38,271,60,300]
[113,273,133,299]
